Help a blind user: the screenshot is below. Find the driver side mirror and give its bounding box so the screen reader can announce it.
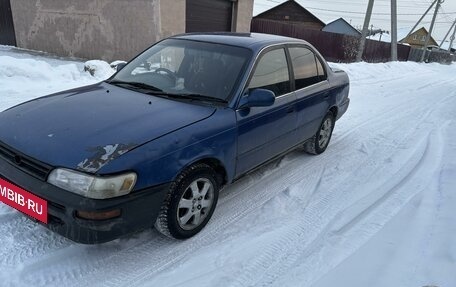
[238,89,275,109]
[116,62,127,72]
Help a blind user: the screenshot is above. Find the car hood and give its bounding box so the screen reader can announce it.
[0,82,216,173]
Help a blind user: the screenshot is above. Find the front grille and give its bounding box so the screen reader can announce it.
[0,141,52,181]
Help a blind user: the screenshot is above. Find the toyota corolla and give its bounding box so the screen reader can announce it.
[0,33,350,244]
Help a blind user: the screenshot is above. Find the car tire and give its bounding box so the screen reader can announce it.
[154,163,220,239]
[304,111,335,155]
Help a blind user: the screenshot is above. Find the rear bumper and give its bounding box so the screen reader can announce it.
[0,157,169,244]
[337,98,350,121]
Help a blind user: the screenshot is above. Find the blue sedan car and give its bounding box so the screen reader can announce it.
[0,33,349,243]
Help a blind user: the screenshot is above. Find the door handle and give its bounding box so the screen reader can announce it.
[286,106,295,114]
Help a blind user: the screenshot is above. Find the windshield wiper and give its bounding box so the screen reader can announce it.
[108,80,164,92]
[171,93,228,104]
[108,80,227,104]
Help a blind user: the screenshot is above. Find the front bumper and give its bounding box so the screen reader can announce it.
[0,156,169,244]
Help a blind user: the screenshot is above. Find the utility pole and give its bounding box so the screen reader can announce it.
[357,0,375,62]
[439,19,456,48]
[420,0,442,62]
[401,0,437,43]
[391,0,398,61]
[449,23,456,52]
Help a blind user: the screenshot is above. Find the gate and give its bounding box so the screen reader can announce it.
[0,0,16,46]
[186,0,233,33]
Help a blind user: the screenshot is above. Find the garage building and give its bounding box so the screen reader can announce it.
[0,0,253,61]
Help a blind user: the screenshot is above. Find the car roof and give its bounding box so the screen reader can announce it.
[170,32,306,51]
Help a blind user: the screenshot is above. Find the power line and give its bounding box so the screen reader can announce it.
[303,6,456,16]
[306,0,427,8]
[305,9,450,24]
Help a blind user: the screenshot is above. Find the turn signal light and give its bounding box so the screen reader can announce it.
[76,209,121,220]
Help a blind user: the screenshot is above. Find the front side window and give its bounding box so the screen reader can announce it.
[289,47,320,90]
[111,39,251,101]
[248,48,291,97]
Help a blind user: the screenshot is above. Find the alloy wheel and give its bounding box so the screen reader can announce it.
[177,178,214,231]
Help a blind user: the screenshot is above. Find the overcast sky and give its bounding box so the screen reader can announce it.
[254,0,456,43]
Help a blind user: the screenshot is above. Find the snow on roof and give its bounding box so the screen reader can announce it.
[254,0,287,17]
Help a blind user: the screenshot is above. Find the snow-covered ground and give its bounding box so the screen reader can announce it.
[0,46,114,110]
[1,46,456,287]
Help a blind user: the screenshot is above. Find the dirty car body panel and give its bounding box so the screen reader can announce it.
[0,33,350,243]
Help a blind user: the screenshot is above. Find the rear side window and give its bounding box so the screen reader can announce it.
[248,48,291,97]
[289,47,321,90]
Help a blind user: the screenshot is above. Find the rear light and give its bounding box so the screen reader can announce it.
[76,209,121,220]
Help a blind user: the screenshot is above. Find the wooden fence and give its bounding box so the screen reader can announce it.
[408,47,455,64]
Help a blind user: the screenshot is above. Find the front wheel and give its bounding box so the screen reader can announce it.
[154,163,220,239]
[304,111,335,155]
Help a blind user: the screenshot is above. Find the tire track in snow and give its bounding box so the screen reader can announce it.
[404,121,448,286]
[0,222,70,269]
[332,77,455,146]
[281,121,447,287]
[249,96,453,287]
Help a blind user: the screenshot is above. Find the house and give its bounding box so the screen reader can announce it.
[253,0,325,30]
[400,27,438,49]
[322,18,361,37]
[2,0,254,61]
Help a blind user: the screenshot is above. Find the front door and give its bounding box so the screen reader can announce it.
[236,47,297,176]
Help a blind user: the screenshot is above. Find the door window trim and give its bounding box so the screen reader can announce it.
[244,46,293,98]
[237,43,300,109]
[286,44,329,93]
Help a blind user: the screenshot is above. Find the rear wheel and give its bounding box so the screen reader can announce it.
[304,111,335,155]
[154,163,219,239]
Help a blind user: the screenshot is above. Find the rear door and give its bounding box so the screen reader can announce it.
[288,45,331,142]
[235,47,297,176]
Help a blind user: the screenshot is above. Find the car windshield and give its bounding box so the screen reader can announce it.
[110,38,251,102]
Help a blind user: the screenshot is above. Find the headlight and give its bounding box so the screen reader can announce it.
[47,168,137,199]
